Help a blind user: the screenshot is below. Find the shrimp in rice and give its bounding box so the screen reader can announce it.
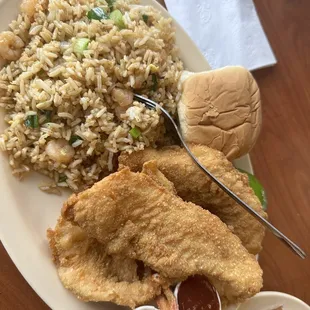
[0,31,24,61]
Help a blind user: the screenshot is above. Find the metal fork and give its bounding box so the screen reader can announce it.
[134,93,306,259]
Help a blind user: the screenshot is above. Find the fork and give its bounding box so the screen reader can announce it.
[134,93,306,259]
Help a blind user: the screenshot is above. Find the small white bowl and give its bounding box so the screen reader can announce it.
[135,306,158,310]
[237,291,310,310]
[174,281,222,310]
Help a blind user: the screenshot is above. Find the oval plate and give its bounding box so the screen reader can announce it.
[0,1,252,309]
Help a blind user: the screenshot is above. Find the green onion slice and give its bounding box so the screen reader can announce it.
[44,110,52,123]
[58,174,67,183]
[129,127,141,139]
[142,14,149,23]
[25,114,39,129]
[151,74,158,91]
[69,135,82,145]
[87,7,108,20]
[106,0,115,11]
[109,10,126,29]
[73,38,90,55]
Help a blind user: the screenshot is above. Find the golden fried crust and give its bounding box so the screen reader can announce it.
[118,145,267,255]
[62,165,263,305]
[141,160,177,194]
[47,217,164,308]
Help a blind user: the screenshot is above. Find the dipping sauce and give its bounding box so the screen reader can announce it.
[177,275,220,310]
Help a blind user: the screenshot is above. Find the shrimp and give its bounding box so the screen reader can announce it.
[112,88,134,119]
[46,139,75,165]
[20,0,48,20]
[0,57,7,69]
[20,0,37,20]
[112,88,133,107]
[0,32,24,61]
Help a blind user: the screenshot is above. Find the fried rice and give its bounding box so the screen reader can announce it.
[0,0,183,193]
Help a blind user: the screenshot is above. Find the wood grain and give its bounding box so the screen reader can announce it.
[1,0,310,308]
[251,0,310,302]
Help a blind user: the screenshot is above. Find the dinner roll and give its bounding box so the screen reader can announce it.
[178,66,262,160]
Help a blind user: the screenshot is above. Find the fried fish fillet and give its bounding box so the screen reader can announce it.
[118,145,267,255]
[62,163,263,305]
[47,217,165,308]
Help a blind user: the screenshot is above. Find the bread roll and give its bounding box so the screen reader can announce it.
[178,66,262,160]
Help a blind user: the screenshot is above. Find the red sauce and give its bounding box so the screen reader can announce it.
[177,275,220,310]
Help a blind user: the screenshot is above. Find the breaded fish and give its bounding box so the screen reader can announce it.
[62,163,263,305]
[47,217,165,308]
[118,145,267,255]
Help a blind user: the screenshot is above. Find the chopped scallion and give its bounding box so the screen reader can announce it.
[106,0,115,11]
[142,14,149,24]
[109,9,126,29]
[129,127,141,139]
[58,174,67,183]
[87,7,108,20]
[25,114,39,129]
[73,38,90,55]
[44,110,52,123]
[69,135,82,145]
[151,74,158,91]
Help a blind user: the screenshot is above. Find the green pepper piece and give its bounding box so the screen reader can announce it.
[238,168,268,211]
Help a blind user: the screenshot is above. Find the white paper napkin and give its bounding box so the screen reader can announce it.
[165,0,277,71]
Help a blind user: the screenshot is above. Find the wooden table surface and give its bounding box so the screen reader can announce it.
[1,0,310,309]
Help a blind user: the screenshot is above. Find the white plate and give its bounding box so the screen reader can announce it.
[0,1,253,309]
[237,292,310,310]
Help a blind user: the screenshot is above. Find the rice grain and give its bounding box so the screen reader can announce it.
[0,0,183,192]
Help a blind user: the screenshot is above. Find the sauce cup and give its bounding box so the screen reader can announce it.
[174,275,222,310]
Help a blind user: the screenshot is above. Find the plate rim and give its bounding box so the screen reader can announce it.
[0,1,252,309]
